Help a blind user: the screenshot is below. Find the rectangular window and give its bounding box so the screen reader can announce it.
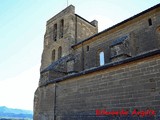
[148,18,152,26]
[99,51,104,66]
[52,49,55,62]
[53,24,57,41]
[87,46,89,51]
[59,19,64,38]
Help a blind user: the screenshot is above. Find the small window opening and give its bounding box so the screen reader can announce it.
[58,46,62,59]
[52,49,55,62]
[59,19,64,38]
[87,46,89,51]
[148,18,152,26]
[53,24,57,41]
[99,51,104,66]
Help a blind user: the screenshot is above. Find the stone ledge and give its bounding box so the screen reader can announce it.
[40,48,160,87]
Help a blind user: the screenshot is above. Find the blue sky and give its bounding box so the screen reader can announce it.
[0,0,159,111]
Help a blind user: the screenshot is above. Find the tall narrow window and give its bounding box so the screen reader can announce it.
[87,46,89,51]
[59,19,64,38]
[53,24,57,41]
[148,18,152,26]
[58,46,62,59]
[52,49,55,61]
[99,51,104,66]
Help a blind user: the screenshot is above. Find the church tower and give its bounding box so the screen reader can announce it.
[39,5,98,86]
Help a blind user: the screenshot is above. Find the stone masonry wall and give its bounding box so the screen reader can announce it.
[74,7,160,71]
[34,84,56,120]
[76,15,98,43]
[34,53,160,120]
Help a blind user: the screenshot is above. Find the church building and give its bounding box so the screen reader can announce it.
[34,4,160,120]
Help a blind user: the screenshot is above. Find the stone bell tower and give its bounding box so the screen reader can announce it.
[41,5,76,71]
[39,5,98,86]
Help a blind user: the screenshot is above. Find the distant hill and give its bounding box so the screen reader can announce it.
[0,106,33,119]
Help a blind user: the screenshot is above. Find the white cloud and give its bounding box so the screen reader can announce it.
[0,64,40,110]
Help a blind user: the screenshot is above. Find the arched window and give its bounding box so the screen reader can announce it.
[59,19,64,38]
[53,24,57,41]
[52,49,55,61]
[58,46,62,59]
[99,51,104,66]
